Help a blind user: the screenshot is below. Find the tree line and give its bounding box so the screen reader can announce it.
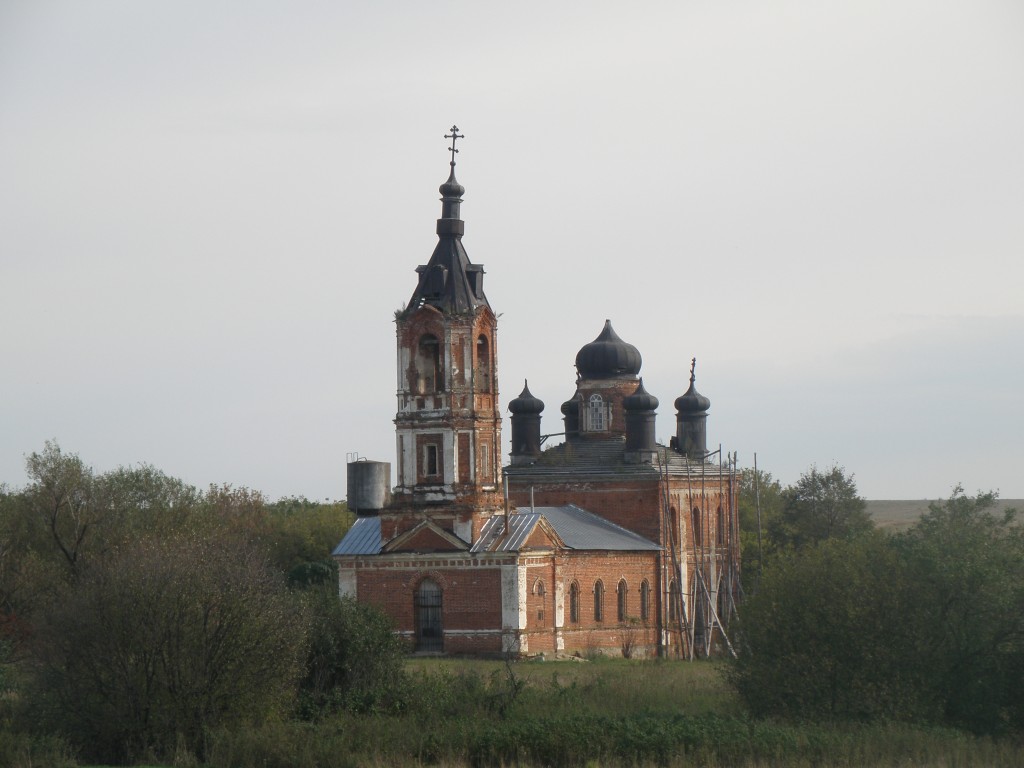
[2,443,1021,763]
[0,441,408,764]
[732,465,1024,736]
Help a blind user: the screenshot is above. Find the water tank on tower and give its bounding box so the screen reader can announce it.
[347,459,391,515]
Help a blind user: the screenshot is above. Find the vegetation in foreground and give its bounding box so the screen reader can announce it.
[2,444,1023,767]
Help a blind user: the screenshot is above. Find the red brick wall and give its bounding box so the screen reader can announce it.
[351,557,507,655]
[509,478,663,543]
[557,551,660,656]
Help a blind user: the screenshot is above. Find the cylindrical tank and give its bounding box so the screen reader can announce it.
[347,460,391,514]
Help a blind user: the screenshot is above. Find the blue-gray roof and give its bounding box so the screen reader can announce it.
[471,504,660,553]
[332,516,382,556]
[335,505,660,558]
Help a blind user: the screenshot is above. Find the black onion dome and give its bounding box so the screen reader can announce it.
[561,392,582,416]
[675,364,711,413]
[509,380,544,415]
[624,378,659,412]
[575,320,642,378]
[439,167,465,198]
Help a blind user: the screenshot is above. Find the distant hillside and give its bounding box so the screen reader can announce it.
[865,499,1023,530]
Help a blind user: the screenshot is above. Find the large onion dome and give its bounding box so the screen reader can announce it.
[575,320,642,379]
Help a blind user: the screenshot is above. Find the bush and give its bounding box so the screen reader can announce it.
[299,592,408,717]
[26,534,306,764]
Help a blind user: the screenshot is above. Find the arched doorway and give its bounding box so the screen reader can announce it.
[415,578,443,652]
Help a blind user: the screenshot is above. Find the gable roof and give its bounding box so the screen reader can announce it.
[471,504,660,554]
[382,519,469,554]
[334,505,660,558]
[332,516,382,556]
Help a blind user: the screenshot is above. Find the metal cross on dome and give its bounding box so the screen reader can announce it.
[690,357,697,383]
[445,125,464,164]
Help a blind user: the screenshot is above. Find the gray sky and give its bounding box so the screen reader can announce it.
[2,0,1022,501]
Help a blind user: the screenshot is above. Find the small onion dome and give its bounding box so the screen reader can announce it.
[624,378,659,412]
[675,373,711,414]
[508,380,544,414]
[561,392,582,416]
[575,319,642,378]
[439,167,465,198]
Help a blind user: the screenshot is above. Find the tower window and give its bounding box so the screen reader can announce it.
[417,335,444,393]
[716,505,725,546]
[692,507,703,548]
[480,441,490,481]
[423,444,439,477]
[585,394,608,432]
[476,335,491,393]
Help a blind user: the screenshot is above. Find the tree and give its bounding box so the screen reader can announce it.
[729,533,917,721]
[300,590,408,717]
[731,486,1024,735]
[894,487,1024,734]
[736,468,784,581]
[29,534,307,763]
[771,464,872,550]
[22,441,103,571]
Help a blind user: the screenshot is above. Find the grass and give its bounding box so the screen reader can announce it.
[865,498,1022,530]
[19,657,1024,767]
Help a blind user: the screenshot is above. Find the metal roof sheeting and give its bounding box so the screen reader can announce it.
[470,504,660,553]
[332,516,382,556]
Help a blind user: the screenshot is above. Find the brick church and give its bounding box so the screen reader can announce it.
[333,130,740,658]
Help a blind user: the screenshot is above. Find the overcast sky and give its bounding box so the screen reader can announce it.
[2,0,1022,501]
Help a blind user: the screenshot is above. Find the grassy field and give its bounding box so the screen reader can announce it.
[36,657,1022,766]
[194,657,1024,768]
[865,498,1022,530]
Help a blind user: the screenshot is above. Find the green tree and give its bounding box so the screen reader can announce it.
[300,591,408,717]
[22,441,103,572]
[736,468,784,581]
[729,533,917,721]
[731,486,1024,735]
[894,487,1024,734]
[29,534,307,763]
[771,464,872,550]
[265,496,353,573]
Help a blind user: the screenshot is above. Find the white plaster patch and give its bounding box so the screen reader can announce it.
[338,569,357,598]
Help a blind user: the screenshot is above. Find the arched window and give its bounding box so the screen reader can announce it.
[617,579,627,622]
[668,579,680,623]
[586,394,606,432]
[594,580,605,622]
[417,334,443,393]
[669,506,679,548]
[716,505,725,546]
[692,507,703,548]
[640,580,650,622]
[415,578,443,652]
[535,579,546,622]
[569,581,580,624]
[476,335,490,393]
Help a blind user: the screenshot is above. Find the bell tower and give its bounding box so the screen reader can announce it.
[393,127,502,522]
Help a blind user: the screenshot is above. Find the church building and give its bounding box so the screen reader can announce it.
[333,130,739,658]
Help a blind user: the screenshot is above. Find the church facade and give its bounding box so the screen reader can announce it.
[333,132,739,657]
